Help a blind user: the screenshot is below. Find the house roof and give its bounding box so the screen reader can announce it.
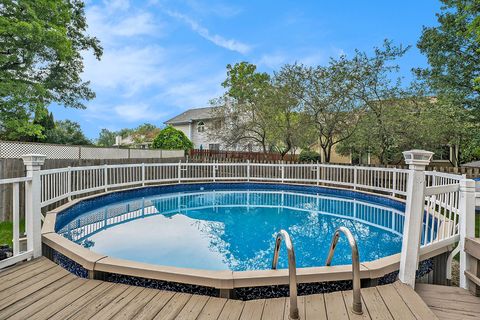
[462,160,480,168]
[164,106,217,124]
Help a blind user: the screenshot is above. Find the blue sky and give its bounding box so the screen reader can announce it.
[52,0,442,139]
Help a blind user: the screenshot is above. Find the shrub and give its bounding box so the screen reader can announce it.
[151,126,193,151]
[299,150,321,162]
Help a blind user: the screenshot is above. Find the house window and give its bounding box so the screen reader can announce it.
[209,144,220,151]
[197,121,205,133]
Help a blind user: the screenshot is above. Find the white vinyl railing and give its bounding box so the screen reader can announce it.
[0,177,33,269]
[420,171,464,247]
[39,162,411,208]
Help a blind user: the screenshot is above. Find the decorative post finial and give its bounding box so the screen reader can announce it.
[21,154,46,169]
[402,150,434,168]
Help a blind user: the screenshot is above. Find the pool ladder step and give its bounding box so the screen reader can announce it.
[272,227,363,319]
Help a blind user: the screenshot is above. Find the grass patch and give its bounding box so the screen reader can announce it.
[476,214,480,238]
[0,220,25,247]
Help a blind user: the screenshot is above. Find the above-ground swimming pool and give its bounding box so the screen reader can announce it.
[55,183,406,272]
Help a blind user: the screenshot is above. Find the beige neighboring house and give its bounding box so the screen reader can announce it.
[164,106,223,150]
[113,135,153,149]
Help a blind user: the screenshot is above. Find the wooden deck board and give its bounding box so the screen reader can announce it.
[415,283,480,320]
[131,290,175,320]
[0,257,444,320]
[27,279,104,320]
[6,277,84,320]
[153,292,192,320]
[262,297,286,320]
[0,257,47,278]
[196,297,228,320]
[0,275,78,319]
[324,291,348,320]
[304,294,326,320]
[361,287,394,320]
[175,294,210,320]
[112,287,160,320]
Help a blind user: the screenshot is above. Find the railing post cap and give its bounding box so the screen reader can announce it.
[402,150,434,166]
[21,154,46,166]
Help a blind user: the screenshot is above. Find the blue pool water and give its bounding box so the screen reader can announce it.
[56,183,405,271]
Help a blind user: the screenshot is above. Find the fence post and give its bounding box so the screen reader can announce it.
[316,161,320,185]
[459,178,476,291]
[178,160,182,183]
[247,160,250,181]
[104,164,108,192]
[21,154,46,258]
[281,161,285,183]
[213,161,216,182]
[353,166,357,190]
[141,163,145,186]
[67,166,72,201]
[398,150,433,288]
[392,169,397,197]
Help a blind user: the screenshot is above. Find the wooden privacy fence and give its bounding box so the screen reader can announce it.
[189,149,299,162]
[190,151,480,178]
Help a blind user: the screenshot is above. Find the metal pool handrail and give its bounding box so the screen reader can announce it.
[326,226,363,315]
[272,230,299,320]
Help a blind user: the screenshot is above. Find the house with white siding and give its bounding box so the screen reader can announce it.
[164,107,224,150]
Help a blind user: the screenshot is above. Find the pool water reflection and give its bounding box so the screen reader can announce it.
[57,188,405,271]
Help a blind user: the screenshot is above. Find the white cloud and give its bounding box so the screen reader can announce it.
[166,10,251,54]
[83,46,167,96]
[86,4,161,44]
[113,104,168,122]
[103,0,130,12]
[257,53,288,69]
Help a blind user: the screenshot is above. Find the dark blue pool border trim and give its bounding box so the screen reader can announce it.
[54,182,406,231]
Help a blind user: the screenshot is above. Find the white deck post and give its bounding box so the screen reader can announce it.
[459,178,476,290]
[22,154,46,258]
[398,150,433,288]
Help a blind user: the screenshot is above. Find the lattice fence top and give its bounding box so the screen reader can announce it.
[0,141,183,160]
[0,141,79,159]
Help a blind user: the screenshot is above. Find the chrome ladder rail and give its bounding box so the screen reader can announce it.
[272,230,299,320]
[325,226,363,315]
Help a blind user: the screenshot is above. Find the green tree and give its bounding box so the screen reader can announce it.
[0,0,102,140]
[345,41,412,164]
[131,123,160,144]
[96,128,117,147]
[212,62,274,153]
[417,0,480,163]
[151,126,193,151]
[30,107,55,142]
[45,120,91,145]
[417,0,479,115]
[276,58,362,163]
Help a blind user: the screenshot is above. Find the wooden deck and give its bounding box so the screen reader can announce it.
[0,257,440,320]
[415,283,480,320]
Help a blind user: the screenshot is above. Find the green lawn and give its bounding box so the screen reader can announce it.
[0,220,25,247]
[476,214,480,238]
